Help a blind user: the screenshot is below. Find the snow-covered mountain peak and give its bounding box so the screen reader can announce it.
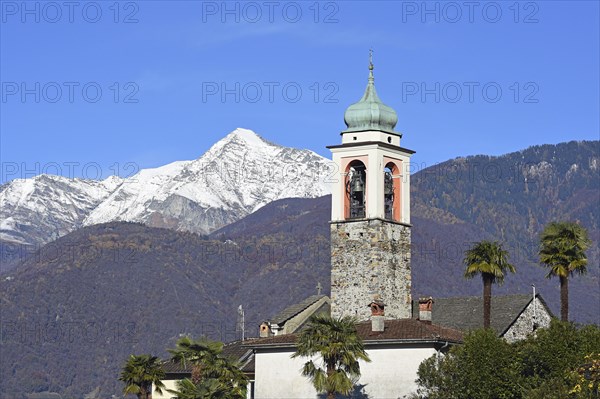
[82,128,331,235]
[2,129,332,248]
[200,128,276,161]
[226,127,266,145]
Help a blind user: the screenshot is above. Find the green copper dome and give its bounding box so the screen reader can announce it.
[343,60,399,135]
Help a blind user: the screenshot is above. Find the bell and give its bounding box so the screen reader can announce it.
[384,183,393,195]
[384,174,393,195]
[352,175,364,192]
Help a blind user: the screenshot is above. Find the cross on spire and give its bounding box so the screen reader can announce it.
[316,282,323,295]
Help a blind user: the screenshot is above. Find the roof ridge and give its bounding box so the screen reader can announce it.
[268,295,327,324]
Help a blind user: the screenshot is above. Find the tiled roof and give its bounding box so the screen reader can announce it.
[161,359,192,374]
[241,356,255,374]
[411,294,552,336]
[356,318,463,342]
[269,295,327,325]
[248,318,463,348]
[222,338,258,361]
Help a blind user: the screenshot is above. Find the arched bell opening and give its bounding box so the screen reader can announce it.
[384,161,401,222]
[345,160,367,219]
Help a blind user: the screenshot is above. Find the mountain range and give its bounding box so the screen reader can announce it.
[0,132,598,398]
[0,128,331,261]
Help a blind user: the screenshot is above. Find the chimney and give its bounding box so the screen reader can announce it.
[419,297,434,323]
[368,299,385,332]
[259,322,271,338]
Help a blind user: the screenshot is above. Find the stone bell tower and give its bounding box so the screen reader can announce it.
[328,54,414,321]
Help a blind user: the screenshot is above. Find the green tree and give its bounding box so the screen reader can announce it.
[539,221,591,321]
[168,336,247,399]
[291,314,371,399]
[416,329,521,399]
[119,354,165,399]
[515,319,600,398]
[464,240,516,329]
[414,321,600,399]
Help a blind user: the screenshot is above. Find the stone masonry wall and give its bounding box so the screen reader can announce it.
[503,297,552,343]
[330,219,411,321]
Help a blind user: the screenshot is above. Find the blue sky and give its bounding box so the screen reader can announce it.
[1,0,598,182]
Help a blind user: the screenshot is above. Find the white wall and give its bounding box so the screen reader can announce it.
[358,347,437,398]
[153,379,178,399]
[254,350,319,399]
[154,378,254,399]
[254,346,437,399]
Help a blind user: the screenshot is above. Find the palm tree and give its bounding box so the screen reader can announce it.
[291,314,371,399]
[169,336,222,384]
[119,354,166,399]
[168,378,230,399]
[168,336,247,399]
[539,221,591,321]
[464,241,516,329]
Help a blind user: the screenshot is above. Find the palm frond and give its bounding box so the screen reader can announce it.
[119,354,165,397]
[292,314,370,396]
[463,240,515,285]
[539,221,591,278]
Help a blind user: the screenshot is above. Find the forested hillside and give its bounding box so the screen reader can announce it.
[1,140,598,398]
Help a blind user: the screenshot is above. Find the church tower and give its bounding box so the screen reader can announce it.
[328,55,414,321]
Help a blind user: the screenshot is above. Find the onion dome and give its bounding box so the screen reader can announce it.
[343,53,399,134]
